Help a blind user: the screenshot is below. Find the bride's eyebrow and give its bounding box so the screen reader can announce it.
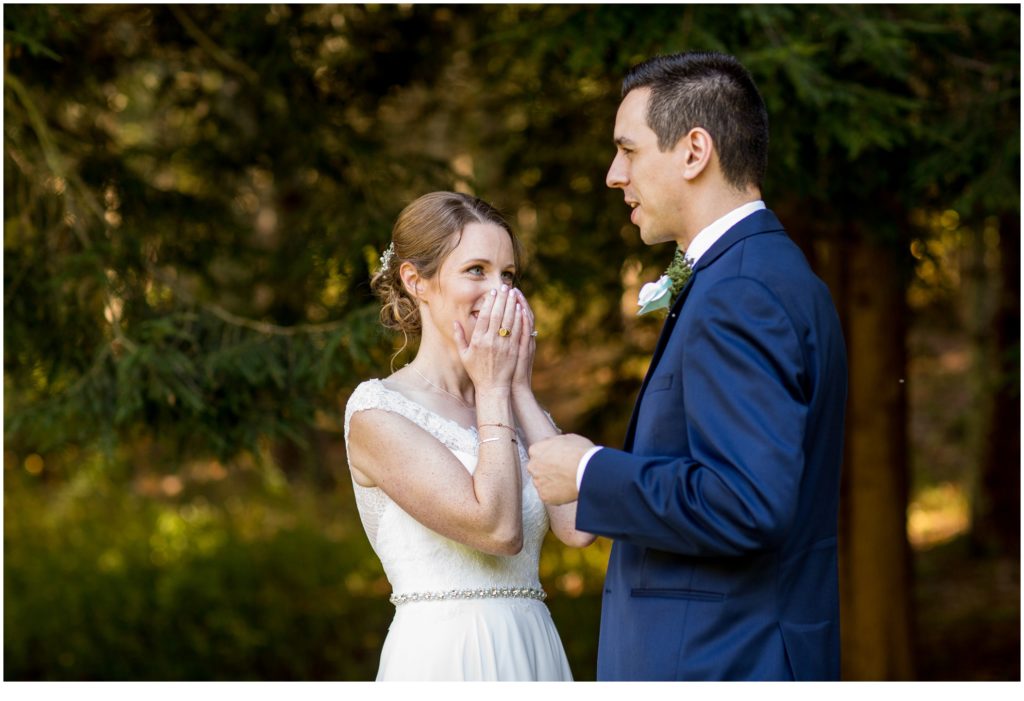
[461,258,515,270]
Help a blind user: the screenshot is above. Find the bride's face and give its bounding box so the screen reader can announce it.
[420,221,517,339]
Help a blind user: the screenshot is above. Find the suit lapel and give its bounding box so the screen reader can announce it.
[691,208,785,273]
[621,209,787,451]
[623,275,695,450]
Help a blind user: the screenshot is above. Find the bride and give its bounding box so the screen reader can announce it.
[344,191,595,681]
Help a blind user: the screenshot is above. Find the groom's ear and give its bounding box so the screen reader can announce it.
[680,127,714,181]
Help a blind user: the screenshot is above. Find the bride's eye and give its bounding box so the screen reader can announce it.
[501,271,515,284]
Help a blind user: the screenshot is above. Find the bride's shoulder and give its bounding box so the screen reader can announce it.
[344,380,396,449]
[346,378,388,409]
[344,380,430,451]
[345,378,385,419]
[350,377,385,394]
[345,377,418,428]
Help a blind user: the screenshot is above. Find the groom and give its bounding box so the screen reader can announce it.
[528,52,848,680]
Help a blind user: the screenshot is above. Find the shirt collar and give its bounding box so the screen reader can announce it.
[684,200,766,265]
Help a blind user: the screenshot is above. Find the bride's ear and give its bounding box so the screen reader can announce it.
[399,261,424,302]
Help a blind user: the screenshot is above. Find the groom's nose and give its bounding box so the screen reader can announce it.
[606,153,628,189]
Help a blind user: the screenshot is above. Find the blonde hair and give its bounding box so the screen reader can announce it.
[371,192,522,344]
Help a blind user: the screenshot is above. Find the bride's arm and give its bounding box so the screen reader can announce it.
[511,290,596,549]
[348,396,523,556]
[348,285,530,557]
[513,391,596,548]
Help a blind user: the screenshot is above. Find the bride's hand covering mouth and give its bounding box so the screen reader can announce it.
[454,283,524,395]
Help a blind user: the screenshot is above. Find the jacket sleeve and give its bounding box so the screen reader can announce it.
[576,276,809,556]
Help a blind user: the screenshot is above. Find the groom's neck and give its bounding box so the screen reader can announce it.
[676,184,762,250]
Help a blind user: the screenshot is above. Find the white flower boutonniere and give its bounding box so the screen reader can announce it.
[637,248,694,316]
[637,275,673,315]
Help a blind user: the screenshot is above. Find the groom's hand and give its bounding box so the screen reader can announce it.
[527,434,594,505]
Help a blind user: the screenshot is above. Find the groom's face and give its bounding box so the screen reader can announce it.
[606,88,689,247]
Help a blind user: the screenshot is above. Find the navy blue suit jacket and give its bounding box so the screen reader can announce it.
[577,209,847,680]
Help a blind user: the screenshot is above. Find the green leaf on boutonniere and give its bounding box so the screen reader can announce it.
[665,247,694,299]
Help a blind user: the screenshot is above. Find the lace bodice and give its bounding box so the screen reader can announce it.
[344,379,549,600]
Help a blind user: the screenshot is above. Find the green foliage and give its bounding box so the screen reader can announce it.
[5,4,1018,466]
[4,5,441,462]
[6,305,384,460]
[3,464,388,680]
[4,464,604,680]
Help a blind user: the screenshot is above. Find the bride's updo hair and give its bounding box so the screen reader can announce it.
[371,191,522,336]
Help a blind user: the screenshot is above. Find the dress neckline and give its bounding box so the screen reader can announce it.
[373,378,480,438]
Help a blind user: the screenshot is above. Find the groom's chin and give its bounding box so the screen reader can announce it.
[638,229,668,247]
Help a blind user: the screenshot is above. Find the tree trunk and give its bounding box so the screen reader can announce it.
[970,214,1021,555]
[838,233,916,679]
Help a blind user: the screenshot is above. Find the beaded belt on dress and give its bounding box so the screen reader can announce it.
[389,586,547,606]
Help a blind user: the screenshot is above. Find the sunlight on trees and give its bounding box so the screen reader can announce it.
[908,482,971,550]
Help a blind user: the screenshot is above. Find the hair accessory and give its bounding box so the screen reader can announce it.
[379,242,395,273]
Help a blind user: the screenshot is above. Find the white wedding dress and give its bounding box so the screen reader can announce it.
[344,379,573,681]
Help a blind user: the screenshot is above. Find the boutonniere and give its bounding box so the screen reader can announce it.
[637,248,694,316]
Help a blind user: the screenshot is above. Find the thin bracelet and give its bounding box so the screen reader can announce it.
[479,422,516,433]
[479,437,518,445]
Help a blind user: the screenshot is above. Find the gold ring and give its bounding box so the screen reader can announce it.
[498,327,511,337]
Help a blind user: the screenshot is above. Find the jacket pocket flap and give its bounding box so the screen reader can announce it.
[631,587,723,601]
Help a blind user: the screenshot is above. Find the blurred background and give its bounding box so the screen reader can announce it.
[3,4,1019,681]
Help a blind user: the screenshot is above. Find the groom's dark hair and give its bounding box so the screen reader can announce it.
[622,51,769,191]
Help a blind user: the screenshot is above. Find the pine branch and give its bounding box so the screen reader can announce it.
[147,266,350,337]
[168,6,261,85]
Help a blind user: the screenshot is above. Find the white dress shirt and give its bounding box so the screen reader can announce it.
[574,200,767,491]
